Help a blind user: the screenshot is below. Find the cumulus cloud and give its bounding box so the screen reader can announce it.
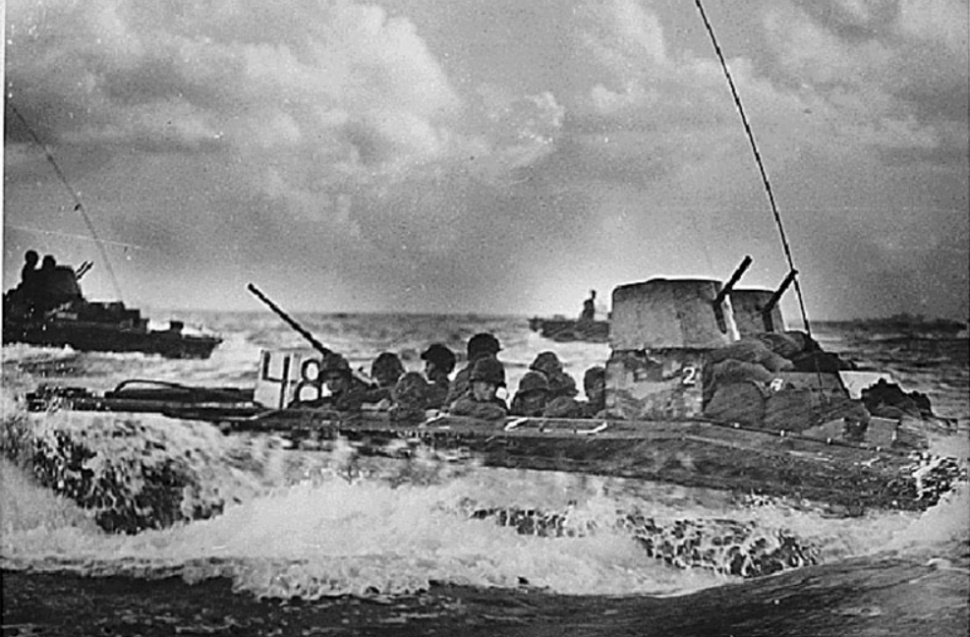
[763,0,968,155]
[5,0,564,250]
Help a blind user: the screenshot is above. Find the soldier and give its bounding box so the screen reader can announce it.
[445,332,502,407]
[389,371,431,422]
[509,371,551,417]
[580,365,607,417]
[362,351,405,407]
[19,250,40,293]
[371,352,405,389]
[580,290,596,323]
[421,343,456,410]
[449,356,508,421]
[318,354,372,412]
[540,365,607,419]
[530,351,578,399]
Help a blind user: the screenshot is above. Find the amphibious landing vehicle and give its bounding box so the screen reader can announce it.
[3,254,222,359]
[25,269,966,517]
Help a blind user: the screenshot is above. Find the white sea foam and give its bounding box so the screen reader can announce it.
[1,314,967,599]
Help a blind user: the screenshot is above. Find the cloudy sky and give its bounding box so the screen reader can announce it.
[4,0,968,320]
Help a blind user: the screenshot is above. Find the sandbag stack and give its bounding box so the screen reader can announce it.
[702,332,867,432]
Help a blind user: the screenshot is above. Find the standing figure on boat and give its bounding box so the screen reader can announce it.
[19,250,40,295]
[530,351,578,399]
[420,343,456,409]
[449,356,508,420]
[445,332,502,407]
[7,250,42,317]
[579,290,596,323]
[30,254,84,313]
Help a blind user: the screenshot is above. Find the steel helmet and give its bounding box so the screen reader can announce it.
[469,356,506,387]
[421,343,457,373]
[467,333,501,359]
[518,371,550,394]
[392,371,430,407]
[530,351,562,376]
[321,354,352,376]
[371,352,405,380]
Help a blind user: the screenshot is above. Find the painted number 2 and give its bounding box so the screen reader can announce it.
[681,365,698,386]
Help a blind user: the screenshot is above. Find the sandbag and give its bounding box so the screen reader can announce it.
[752,332,802,359]
[763,390,869,434]
[708,359,776,386]
[763,387,816,432]
[703,382,767,427]
[707,338,794,372]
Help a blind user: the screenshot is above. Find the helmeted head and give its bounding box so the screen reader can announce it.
[469,356,505,402]
[513,371,550,416]
[467,333,501,361]
[530,351,563,376]
[41,255,56,270]
[583,365,606,403]
[517,371,550,396]
[321,354,352,393]
[371,352,405,388]
[590,290,596,299]
[421,343,456,376]
[392,371,430,410]
[24,250,39,266]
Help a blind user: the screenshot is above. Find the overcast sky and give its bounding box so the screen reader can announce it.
[4,0,968,320]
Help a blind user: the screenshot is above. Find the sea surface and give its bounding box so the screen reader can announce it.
[2,312,968,636]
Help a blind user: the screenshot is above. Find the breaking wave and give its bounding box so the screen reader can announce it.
[2,405,966,600]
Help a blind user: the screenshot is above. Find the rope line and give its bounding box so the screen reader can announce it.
[9,103,125,302]
[692,0,813,337]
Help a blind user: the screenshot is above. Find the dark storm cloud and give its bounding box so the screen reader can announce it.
[3,0,967,318]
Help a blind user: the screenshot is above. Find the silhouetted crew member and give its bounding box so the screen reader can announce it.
[421,343,456,410]
[19,250,40,292]
[580,290,596,323]
[32,255,59,311]
[47,264,83,307]
[445,332,502,408]
[449,356,508,421]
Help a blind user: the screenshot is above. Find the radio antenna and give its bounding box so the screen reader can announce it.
[8,103,125,301]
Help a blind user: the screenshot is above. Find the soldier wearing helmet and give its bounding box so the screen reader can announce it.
[371,352,405,389]
[317,354,372,411]
[581,366,607,417]
[530,351,578,399]
[510,370,551,417]
[387,371,431,422]
[533,364,609,419]
[444,332,503,408]
[421,343,456,409]
[360,351,406,408]
[448,356,508,421]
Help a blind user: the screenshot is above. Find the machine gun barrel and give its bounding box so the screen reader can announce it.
[246,283,334,359]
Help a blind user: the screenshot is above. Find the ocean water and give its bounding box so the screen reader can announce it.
[1,313,968,635]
